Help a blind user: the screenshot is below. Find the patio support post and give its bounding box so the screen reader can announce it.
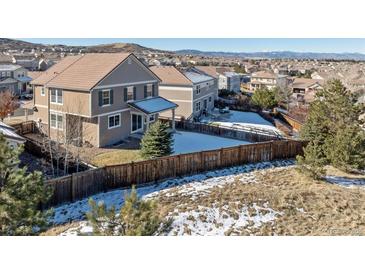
[146,114,150,130]
[172,108,176,131]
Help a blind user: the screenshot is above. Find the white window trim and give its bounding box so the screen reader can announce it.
[130,112,143,133]
[50,89,63,105]
[50,112,64,131]
[101,89,111,107]
[108,113,121,129]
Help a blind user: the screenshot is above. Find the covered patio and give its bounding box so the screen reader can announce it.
[127,96,178,136]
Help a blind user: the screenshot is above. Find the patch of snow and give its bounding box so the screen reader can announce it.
[54,160,295,235]
[172,130,249,154]
[163,202,282,236]
[201,110,282,136]
[325,176,365,188]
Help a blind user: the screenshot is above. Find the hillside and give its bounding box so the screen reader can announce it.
[0,38,170,55]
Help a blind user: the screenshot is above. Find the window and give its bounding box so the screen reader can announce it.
[127,86,134,101]
[196,85,201,95]
[209,96,212,102]
[195,102,201,112]
[50,113,63,130]
[51,89,63,104]
[41,87,45,96]
[108,114,121,129]
[146,84,153,97]
[102,90,111,106]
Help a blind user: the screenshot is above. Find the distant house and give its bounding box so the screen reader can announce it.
[31,53,177,147]
[250,71,288,91]
[291,78,323,103]
[0,121,25,148]
[194,66,240,92]
[218,71,241,92]
[150,66,217,120]
[0,64,31,94]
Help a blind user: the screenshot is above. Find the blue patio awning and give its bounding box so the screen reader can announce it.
[128,96,178,115]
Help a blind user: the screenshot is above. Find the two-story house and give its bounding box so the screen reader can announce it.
[0,64,31,94]
[150,66,217,120]
[250,71,288,92]
[31,53,177,147]
[194,66,240,92]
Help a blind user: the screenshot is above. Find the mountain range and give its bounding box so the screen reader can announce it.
[1,38,365,60]
[175,49,365,61]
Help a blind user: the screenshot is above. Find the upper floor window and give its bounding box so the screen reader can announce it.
[41,87,45,96]
[127,86,134,101]
[50,89,63,104]
[196,85,201,95]
[102,90,111,106]
[146,84,153,98]
[195,101,201,112]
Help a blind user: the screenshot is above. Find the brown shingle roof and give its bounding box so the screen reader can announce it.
[292,78,323,89]
[28,71,43,81]
[150,66,192,86]
[30,55,82,86]
[45,53,131,91]
[252,71,276,79]
[194,66,219,78]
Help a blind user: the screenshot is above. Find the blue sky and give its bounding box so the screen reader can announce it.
[21,38,365,53]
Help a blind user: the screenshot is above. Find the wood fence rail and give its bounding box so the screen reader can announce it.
[162,119,282,143]
[44,140,306,207]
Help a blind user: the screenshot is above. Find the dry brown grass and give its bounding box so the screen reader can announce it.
[91,149,142,167]
[154,167,365,235]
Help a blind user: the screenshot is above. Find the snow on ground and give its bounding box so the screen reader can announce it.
[163,202,282,236]
[325,176,365,188]
[172,131,249,154]
[54,159,294,235]
[201,110,282,136]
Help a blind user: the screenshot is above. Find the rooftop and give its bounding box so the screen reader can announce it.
[127,96,177,115]
[0,64,22,71]
[31,53,133,91]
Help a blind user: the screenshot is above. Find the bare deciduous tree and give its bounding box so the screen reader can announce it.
[0,90,20,121]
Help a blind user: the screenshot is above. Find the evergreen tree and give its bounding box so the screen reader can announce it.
[297,79,365,177]
[140,120,173,159]
[86,186,168,236]
[0,134,52,235]
[251,86,278,110]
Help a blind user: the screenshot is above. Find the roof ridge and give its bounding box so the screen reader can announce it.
[174,66,193,84]
[44,55,84,86]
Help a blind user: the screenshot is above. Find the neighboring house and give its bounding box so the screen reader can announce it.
[0,64,31,94]
[150,66,217,120]
[31,53,177,147]
[0,121,25,148]
[194,66,240,92]
[218,72,241,92]
[291,78,323,103]
[250,71,288,91]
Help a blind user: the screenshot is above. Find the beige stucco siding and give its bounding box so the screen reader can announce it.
[91,83,159,116]
[34,85,48,106]
[49,89,91,117]
[82,117,98,147]
[159,85,193,118]
[98,111,131,147]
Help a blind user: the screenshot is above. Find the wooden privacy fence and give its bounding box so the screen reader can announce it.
[171,119,283,143]
[45,140,306,207]
[12,120,36,135]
